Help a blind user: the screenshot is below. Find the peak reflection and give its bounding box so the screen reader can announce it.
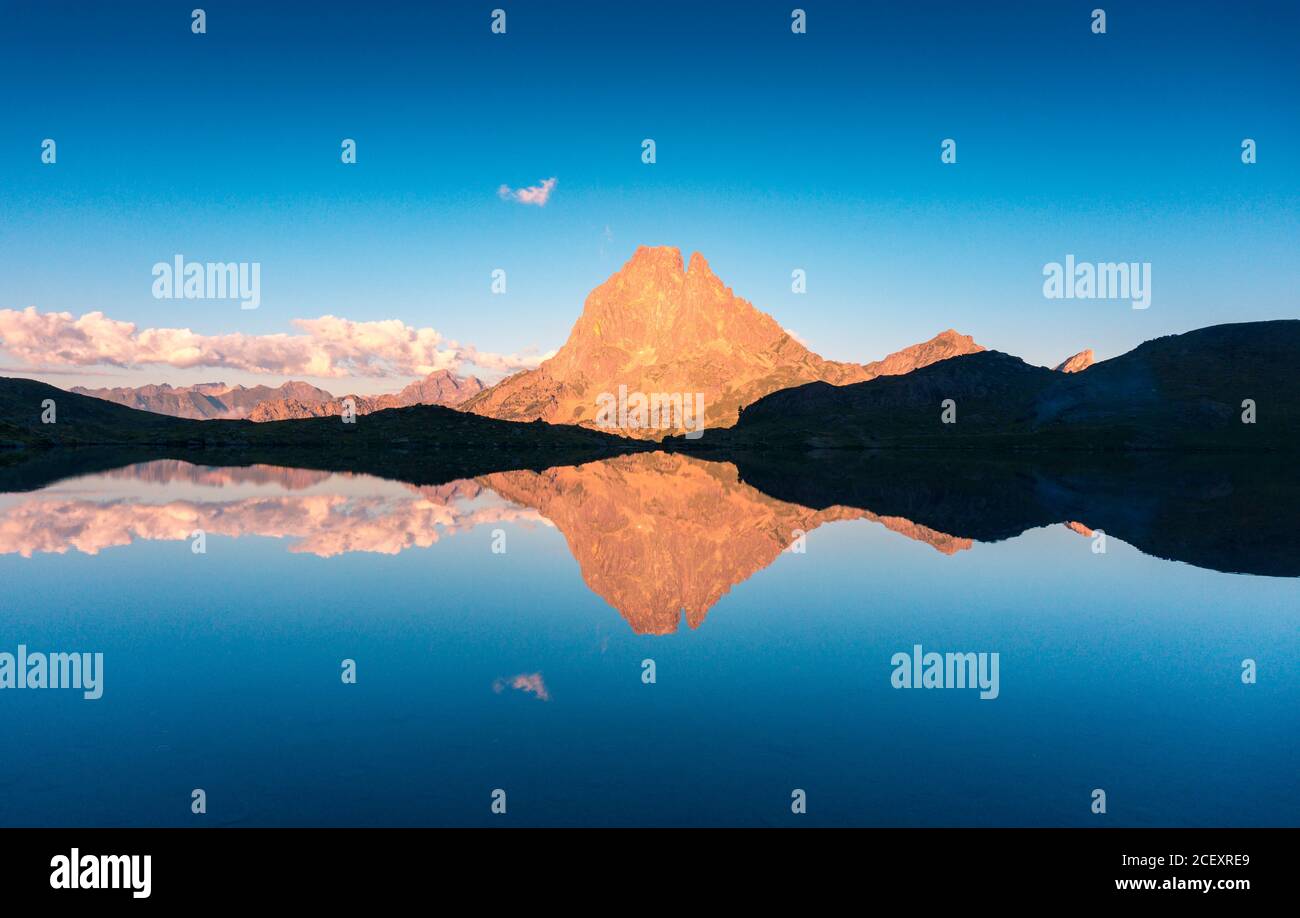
[1,451,1293,633]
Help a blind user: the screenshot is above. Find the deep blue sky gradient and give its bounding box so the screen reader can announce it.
[1,0,1296,390]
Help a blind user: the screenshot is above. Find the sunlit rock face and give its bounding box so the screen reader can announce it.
[464,245,981,439]
[480,453,970,634]
[249,370,485,421]
[480,453,862,633]
[71,372,484,422]
[860,329,984,378]
[1053,349,1095,373]
[0,456,974,633]
[70,380,336,419]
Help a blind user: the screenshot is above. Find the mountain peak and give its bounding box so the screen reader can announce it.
[1054,348,1095,373]
[685,250,712,275]
[683,250,726,297]
[625,244,685,273]
[620,247,717,280]
[930,329,978,347]
[465,247,990,437]
[860,329,985,379]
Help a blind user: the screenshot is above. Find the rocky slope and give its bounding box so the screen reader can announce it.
[391,368,485,407]
[250,369,484,421]
[703,321,1299,452]
[74,370,484,422]
[480,454,970,634]
[1053,349,1095,373]
[863,329,984,376]
[464,246,983,438]
[481,455,855,633]
[70,380,333,419]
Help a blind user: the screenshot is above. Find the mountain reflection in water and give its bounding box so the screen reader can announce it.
[2,451,1294,635]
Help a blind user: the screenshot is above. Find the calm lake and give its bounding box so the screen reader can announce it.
[1,454,1296,827]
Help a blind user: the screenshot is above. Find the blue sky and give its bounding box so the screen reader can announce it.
[1,0,1296,393]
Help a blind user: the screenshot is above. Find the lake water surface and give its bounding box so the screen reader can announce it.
[1,455,1296,827]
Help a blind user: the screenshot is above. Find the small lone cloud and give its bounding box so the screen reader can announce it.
[784,328,809,347]
[493,672,550,701]
[497,177,557,207]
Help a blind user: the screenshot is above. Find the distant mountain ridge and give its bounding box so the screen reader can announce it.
[0,375,642,486]
[464,245,985,438]
[250,370,484,420]
[863,329,984,377]
[59,248,995,434]
[72,370,483,421]
[3,321,1295,470]
[70,380,333,419]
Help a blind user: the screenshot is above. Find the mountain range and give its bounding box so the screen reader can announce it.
[0,374,641,488]
[4,246,1295,457]
[462,246,987,437]
[702,320,1299,451]
[71,369,484,421]
[61,247,1087,438]
[3,449,1294,638]
[249,370,485,420]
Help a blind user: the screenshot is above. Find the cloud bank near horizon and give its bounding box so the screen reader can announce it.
[0,307,553,380]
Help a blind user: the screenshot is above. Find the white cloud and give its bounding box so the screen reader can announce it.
[0,307,548,379]
[497,176,557,206]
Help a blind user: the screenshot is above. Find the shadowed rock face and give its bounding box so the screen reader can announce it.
[715,320,1300,452]
[727,449,1300,578]
[463,246,982,439]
